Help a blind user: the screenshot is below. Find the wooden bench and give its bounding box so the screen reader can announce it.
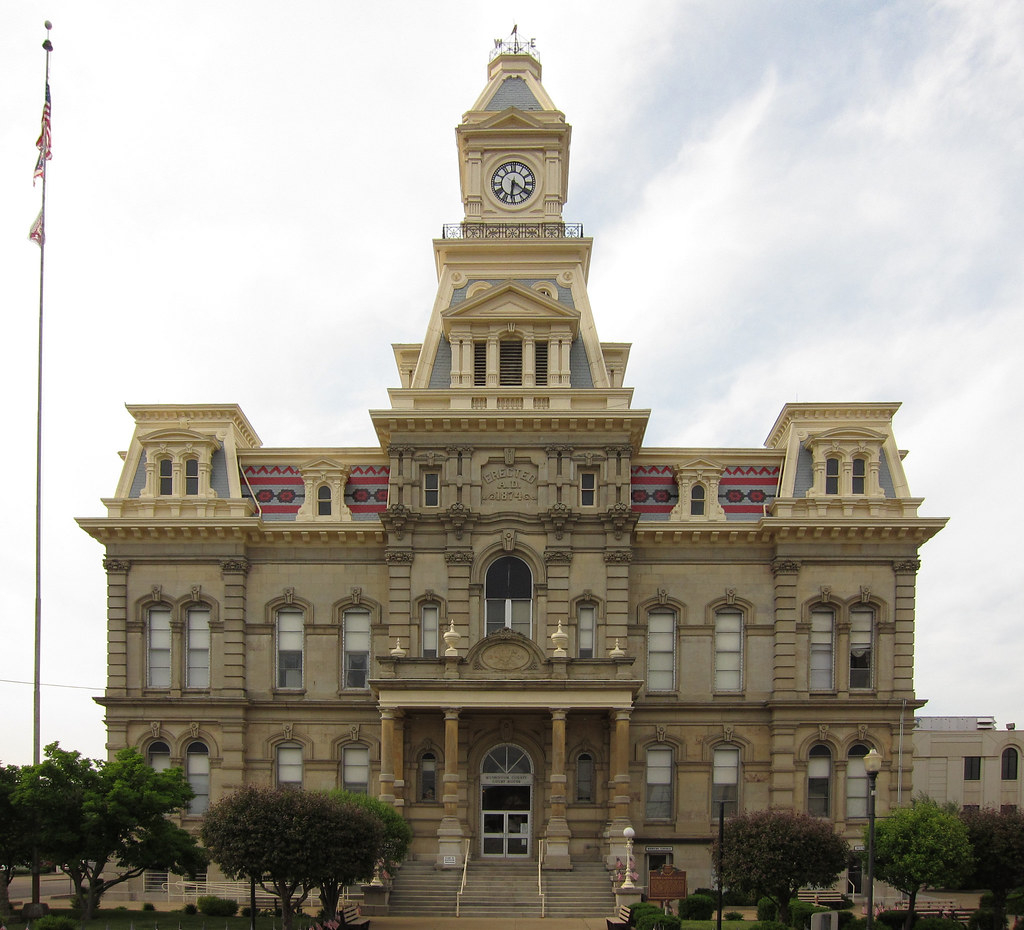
[339,903,371,928]
[797,890,848,906]
[893,901,972,923]
[607,903,632,930]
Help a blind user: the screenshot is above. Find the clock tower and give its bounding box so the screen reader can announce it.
[456,45,571,224]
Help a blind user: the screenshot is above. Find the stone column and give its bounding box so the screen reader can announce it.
[102,558,131,695]
[219,558,249,698]
[545,708,573,869]
[379,708,396,805]
[437,707,465,867]
[392,710,406,809]
[606,707,633,865]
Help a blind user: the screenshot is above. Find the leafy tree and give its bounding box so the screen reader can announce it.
[15,743,207,923]
[201,786,383,930]
[870,799,973,930]
[0,762,33,918]
[959,806,1024,930]
[326,791,411,916]
[713,809,850,926]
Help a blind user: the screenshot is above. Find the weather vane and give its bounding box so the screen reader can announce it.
[491,24,537,61]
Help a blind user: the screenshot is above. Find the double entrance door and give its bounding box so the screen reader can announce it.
[480,744,533,858]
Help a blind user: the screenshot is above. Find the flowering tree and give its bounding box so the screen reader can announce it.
[201,786,383,930]
[713,809,849,926]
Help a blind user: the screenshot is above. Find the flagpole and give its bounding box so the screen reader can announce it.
[31,19,53,914]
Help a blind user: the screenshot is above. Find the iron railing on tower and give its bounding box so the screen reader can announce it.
[442,222,583,239]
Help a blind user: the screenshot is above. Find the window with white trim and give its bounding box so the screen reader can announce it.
[714,607,743,691]
[342,745,370,794]
[485,556,532,637]
[185,606,210,689]
[580,471,597,507]
[809,607,835,691]
[184,458,199,495]
[276,606,303,689]
[825,457,840,494]
[846,744,869,818]
[158,458,173,495]
[849,606,874,689]
[421,603,439,658]
[690,484,706,516]
[647,609,676,692]
[645,747,673,820]
[343,608,371,689]
[712,746,739,817]
[807,745,832,816]
[317,485,332,516]
[423,471,440,507]
[577,604,596,659]
[852,458,867,494]
[276,743,303,788]
[186,741,210,815]
[147,740,171,772]
[147,606,172,688]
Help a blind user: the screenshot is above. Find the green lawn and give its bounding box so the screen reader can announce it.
[1,910,326,930]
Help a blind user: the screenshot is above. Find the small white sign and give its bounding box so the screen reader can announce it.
[443,856,457,865]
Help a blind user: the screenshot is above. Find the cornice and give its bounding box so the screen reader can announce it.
[77,517,386,546]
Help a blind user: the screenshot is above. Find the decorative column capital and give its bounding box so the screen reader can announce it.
[771,557,801,575]
[219,557,250,575]
[102,558,132,574]
[892,558,921,574]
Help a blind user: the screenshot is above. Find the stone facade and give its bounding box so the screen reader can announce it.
[79,47,946,892]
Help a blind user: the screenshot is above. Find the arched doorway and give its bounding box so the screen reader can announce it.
[480,744,533,858]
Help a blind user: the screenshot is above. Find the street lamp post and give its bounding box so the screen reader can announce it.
[622,827,636,889]
[864,748,883,930]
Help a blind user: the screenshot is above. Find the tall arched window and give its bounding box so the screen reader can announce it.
[825,457,840,495]
[147,740,171,772]
[158,458,173,495]
[576,752,595,803]
[276,606,303,689]
[714,607,743,692]
[147,606,172,688]
[645,747,673,820]
[342,608,371,689]
[317,485,332,516]
[276,743,303,788]
[421,603,439,658]
[690,484,706,516]
[852,458,867,494]
[810,607,835,691]
[342,745,370,794]
[846,744,870,818]
[186,741,210,815]
[577,603,596,659]
[712,746,740,817]
[1002,747,1019,781]
[849,607,874,689]
[485,557,532,637]
[647,609,676,692]
[186,606,211,689]
[419,752,437,801]
[184,458,199,495]
[807,745,832,816]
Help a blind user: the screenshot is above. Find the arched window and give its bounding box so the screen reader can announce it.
[419,752,437,801]
[184,458,199,495]
[807,745,832,817]
[847,744,870,818]
[825,457,840,495]
[647,609,676,692]
[421,603,439,658]
[147,606,172,688]
[317,485,332,516]
[158,458,173,495]
[276,606,303,689]
[690,484,706,516]
[342,608,371,689]
[342,745,370,794]
[485,557,532,637]
[577,603,596,659]
[147,740,171,772]
[712,746,740,817]
[576,752,595,803]
[852,458,866,494]
[276,743,303,788]
[810,607,835,691]
[714,607,743,692]
[645,747,673,820]
[849,607,874,689]
[185,606,211,689]
[1002,747,1019,781]
[186,742,210,815]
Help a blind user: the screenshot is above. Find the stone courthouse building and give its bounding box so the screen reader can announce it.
[79,42,946,891]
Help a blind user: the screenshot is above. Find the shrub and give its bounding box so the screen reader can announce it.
[725,911,746,921]
[240,906,252,917]
[183,903,198,915]
[751,921,789,930]
[197,895,239,917]
[837,910,857,929]
[790,900,830,930]
[847,919,868,930]
[142,902,156,911]
[876,911,915,930]
[630,902,663,924]
[34,917,78,930]
[679,893,716,920]
[915,919,964,930]
[968,909,998,930]
[758,897,780,922]
[636,911,681,930]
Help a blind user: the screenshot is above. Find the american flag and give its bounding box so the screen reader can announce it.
[28,210,44,247]
[33,82,51,185]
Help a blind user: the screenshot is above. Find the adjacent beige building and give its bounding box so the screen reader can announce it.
[79,44,947,893]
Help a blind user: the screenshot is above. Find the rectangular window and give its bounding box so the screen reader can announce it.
[825,457,840,494]
[807,751,832,817]
[343,609,371,689]
[186,607,210,689]
[714,608,743,692]
[499,340,523,385]
[578,604,596,659]
[852,458,866,494]
[647,610,676,692]
[185,459,199,495]
[473,341,487,386]
[534,341,549,386]
[423,471,440,507]
[580,471,597,507]
[810,608,835,691]
[343,745,370,794]
[159,459,173,495]
[276,744,303,788]
[148,607,172,688]
[846,753,869,818]
[964,756,982,780]
[712,747,739,817]
[422,604,439,658]
[849,607,874,689]
[276,607,303,689]
[646,747,673,820]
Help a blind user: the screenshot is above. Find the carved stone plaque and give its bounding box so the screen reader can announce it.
[480,641,532,671]
[481,462,538,508]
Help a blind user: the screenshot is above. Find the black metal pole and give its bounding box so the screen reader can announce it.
[717,800,725,930]
[250,877,257,930]
[866,770,878,930]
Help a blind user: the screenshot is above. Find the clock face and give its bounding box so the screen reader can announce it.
[491,160,536,205]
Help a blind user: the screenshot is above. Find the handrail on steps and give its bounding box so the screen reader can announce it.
[538,838,546,918]
[456,839,470,917]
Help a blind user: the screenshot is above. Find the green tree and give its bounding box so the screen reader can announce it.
[0,762,33,918]
[326,790,411,916]
[200,786,383,930]
[959,806,1024,930]
[713,809,850,926]
[870,799,973,930]
[15,743,207,923]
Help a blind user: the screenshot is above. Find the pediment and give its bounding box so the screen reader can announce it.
[442,282,580,333]
[140,427,219,447]
[470,108,553,133]
[676,457,722,474]
[804,426,888,447]
[464,628,548,677]
[300,457,345,474]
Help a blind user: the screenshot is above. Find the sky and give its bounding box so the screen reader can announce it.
[1,1,1022,767]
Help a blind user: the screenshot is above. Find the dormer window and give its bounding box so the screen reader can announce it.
[184,459,199,495]
[690,484,706,516]
[317,485,332,516]
[825,457,840,494]
[159,459,173,495]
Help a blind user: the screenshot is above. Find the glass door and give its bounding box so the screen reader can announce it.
[480,745,533,858]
